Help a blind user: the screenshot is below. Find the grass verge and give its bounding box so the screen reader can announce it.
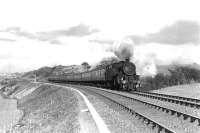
[8,84,80,133]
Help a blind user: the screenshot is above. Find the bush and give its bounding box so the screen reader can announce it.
[140,66,200,91]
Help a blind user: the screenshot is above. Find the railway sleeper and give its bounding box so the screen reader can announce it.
[170,110,176,115]
[134,92,200,109]
[89,89,175,133]
[155,125,163,133]
[138,91,200,104]
[117,91,200,126]
[85,87,199,132]
[106,90,200,127]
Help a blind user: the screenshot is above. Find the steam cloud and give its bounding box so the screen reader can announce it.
[134,53,158,76]
[112,39,134,60]
[106,38,158,76]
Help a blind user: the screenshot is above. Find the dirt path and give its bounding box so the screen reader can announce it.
[75,91,99,133]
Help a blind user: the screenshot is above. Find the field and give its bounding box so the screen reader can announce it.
[152,83,200,99]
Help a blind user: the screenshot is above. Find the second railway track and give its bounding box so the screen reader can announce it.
[69,84,200,133]
[131,91,200,109]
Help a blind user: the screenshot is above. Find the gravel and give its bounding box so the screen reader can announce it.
[49,83,200,133]
[78,87,156,133]
[121,92,200,118]
[96,89,200,133]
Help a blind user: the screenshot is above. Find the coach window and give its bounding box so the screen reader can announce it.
[102,70,104,77]
[95,71,97,76]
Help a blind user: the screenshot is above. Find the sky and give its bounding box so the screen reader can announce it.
[0,0,200,75]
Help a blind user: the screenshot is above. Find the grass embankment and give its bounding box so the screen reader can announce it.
[152,83,200,98]
[0,93,22,132]
[8,84,79,133]
[1,80,36,97]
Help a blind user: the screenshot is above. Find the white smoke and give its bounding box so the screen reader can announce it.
[133,43,200,76]
[111,38,134,60]
[106,38,159,76]
[103,37,200,77]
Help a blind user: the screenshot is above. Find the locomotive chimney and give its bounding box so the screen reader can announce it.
[125,58,130,62]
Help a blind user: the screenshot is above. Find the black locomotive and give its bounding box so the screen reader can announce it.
[48,59,140,91]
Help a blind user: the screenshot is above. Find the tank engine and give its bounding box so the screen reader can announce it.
[48,59,139,91]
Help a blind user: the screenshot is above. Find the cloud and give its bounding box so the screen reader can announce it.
[130,20,200,45]
[0,38,16,42]
[89,38,114,44]
[0,54,12,59]
[1,24,99,44]
[4,27,36,40]
[37,24,99,41]
[49,40,63,45]
[54,24,99,37]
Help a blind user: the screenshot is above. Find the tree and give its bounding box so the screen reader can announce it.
[141,65,200,91]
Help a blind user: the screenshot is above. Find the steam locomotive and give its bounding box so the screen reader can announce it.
[48,59,140,91]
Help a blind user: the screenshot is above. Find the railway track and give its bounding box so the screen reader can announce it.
[52,83,200,132]
[131,91,200,109]
[80,87,175,133]
[74,85,200,133]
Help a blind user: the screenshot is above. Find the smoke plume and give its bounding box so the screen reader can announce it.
[112,38,134,60]
[134,54,158,77]
[105,38,159,76]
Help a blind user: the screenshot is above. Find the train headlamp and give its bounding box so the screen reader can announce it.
[122,80,127,84]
